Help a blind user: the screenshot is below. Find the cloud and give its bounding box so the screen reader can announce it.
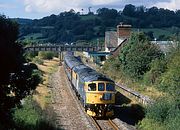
[24,0,91,13]
[153,0,180,10]
[23,0,180,14]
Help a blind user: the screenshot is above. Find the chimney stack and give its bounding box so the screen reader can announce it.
[117,23,131,39]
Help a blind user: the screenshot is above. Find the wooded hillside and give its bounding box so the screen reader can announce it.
[18,4,180,44]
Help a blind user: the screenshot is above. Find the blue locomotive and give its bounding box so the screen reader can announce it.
[64,53,116,117]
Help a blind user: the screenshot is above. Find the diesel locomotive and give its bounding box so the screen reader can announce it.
[64,53,116,117]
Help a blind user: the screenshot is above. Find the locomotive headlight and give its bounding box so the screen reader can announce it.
[103,93,112,100]
[100,95,103,100]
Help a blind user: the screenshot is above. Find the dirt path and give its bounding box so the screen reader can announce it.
[50,66,95,130]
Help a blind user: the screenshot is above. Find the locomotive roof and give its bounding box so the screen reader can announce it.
[76,67,114,82]
[73,64,89,72]
[64,54,83,69]
[64,54,114,83]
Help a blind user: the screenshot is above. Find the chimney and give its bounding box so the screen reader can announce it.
[117,23,132,39]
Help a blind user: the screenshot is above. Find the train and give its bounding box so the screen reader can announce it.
[63,53,116,117]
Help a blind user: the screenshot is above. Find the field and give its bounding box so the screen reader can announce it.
[133,27,180,39]
[21,33,47,43]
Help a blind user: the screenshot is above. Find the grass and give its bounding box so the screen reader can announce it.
[22,33,48,43]
[33,57,59,109]
[133,27,177,39]
[116,77,164,100]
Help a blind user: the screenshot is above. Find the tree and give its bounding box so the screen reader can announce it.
[119,32,164,79]
[123,4,136,17]
[0,15,40,126]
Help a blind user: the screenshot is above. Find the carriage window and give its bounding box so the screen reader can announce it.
[98,83,105,91]
[106,83,115,91]
[88,83,96,91]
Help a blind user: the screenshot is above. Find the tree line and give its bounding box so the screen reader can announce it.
[19,4,180,43]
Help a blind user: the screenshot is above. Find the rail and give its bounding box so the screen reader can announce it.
[108,119,119,130]
[90,116,119,130]
[115,83,153,105]
[90,117,102,130]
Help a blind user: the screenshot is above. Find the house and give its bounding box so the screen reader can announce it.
[82,23,132,65]
[105,23,132,57]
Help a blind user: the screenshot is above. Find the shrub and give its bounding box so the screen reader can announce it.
[12,97,56,130]
[13,98,41,130]
[138,97,180,130]
[33,56,44,65]
[25,52,38,61]
[143,58,167,85]
[157,48,180,98]
[38,51,55,60]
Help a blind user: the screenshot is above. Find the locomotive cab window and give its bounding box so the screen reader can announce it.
[106,83,115,91]
[98,83,105,91]
[88,83,96,91]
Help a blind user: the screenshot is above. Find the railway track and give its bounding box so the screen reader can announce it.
[90,117,119,130]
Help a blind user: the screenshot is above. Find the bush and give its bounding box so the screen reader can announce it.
[146,98,171,122]
[38,51,55,60]
[157,48,180,98]
[143,58,167,85]
[12,97,56,130]
[33,56,44,65]
[101,56,124,80]
[31,69,43,88]
[138,97,180,130]
[13,98,42,130]
[25,52,38,61]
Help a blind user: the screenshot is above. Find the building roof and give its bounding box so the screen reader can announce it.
[105,31,118,48]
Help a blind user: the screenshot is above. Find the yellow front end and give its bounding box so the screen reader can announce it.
[86,92,115,104]
[84,81,116,117]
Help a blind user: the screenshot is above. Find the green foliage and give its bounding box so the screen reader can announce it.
[0,15,42,128]
[119,32,163,80]
[146,98,171,122]
[19,5,180,43]
[38,51,55,60]
[101,57,123,80]
[158,48,180,98]
[31,70,43,88]
[33,56,44,65]
[13,97,57,130]
[25,52,38,61]
[138,97,180,130]
[143,58,167,85]
[13,98,41,130]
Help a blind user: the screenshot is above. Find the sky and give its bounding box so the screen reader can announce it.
[0,0,180,19]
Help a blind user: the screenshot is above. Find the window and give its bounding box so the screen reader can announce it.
[98,83,105,91]
[106,83,115,91]
[88,83,96,91]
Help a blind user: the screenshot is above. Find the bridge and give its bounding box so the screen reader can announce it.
[24,45,105,52]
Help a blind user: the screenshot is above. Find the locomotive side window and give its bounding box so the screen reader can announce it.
[106,83,115,91]
[98,83,105,91]
[88,83,96,91]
